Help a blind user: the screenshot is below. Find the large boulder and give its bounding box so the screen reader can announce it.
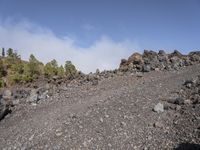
[127,53,144,65]
[188,51,200,62]
[170,50,183,58]
[119,59,129,72]
[142,50,160,70]
[119,53,144,72]
[143,50,158,60]
[158,50,166,56]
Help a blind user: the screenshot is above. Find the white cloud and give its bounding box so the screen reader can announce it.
[0,20,140,73]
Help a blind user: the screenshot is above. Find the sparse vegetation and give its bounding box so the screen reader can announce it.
[0,47,77,87]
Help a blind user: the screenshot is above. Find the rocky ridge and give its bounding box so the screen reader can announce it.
[119,50,200,73]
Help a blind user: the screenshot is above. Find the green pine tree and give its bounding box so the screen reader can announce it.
[65,61,77,79]
[7,48,13,57]
[2,48,5,57]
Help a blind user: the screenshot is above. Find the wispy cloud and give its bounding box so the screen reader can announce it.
[0,20,140,73]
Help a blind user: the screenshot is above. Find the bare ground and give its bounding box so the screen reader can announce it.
[0,64,200,150]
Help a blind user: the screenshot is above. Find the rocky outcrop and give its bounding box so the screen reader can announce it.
[0,96,7,120]
[27,87,50,104]
[119,50,200,73]
[0,90,13,120]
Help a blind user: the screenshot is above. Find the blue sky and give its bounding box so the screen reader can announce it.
[0,0,199,72]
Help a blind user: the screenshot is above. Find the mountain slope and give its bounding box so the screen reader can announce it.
[0,64,200,149]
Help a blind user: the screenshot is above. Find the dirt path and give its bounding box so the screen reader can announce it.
[0,64,200,150]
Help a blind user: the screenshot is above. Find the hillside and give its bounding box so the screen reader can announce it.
[0,50,200,149]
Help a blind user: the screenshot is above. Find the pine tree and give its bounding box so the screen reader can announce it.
[44,59,59,76]
[57,65,65,77]
[65,61,77,79]
[25,54,40,77]
[7,48,13,57]
[2,48,5,57]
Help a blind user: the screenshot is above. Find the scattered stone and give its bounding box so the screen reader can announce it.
[29,134,35,141]
[55,128,63,137]
[92,79,98,86]
[27,89,39,103]
[12,99,20,105]
[136,72,143,78]
[174,97,184,105]
[120,121,126,127]
[142,65,151,72]
[153,122,164,128]
[170,76,200,105]
[55,132,63,137]
[100,117,103,122]
[175,105,181,111]
[3,89,12,100]
[143,147,149,150]
[153,103,164,113]
[184,99,192,105]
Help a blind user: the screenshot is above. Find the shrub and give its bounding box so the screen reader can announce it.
[10,60,24,74]
[7,73,22,85]
[0,59,6,77]
[0,78,4,87]
[21,74,33,83]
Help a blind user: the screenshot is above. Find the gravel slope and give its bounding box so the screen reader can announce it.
[0,64,200,150]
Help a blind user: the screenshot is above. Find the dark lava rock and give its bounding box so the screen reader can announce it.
[158,50,166,56]
[27,87,49,103]
[12,89,29,99]
[174,97,185,105]
[142,65,151,72]
[119,50,200,74]
[170,50,183,58]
